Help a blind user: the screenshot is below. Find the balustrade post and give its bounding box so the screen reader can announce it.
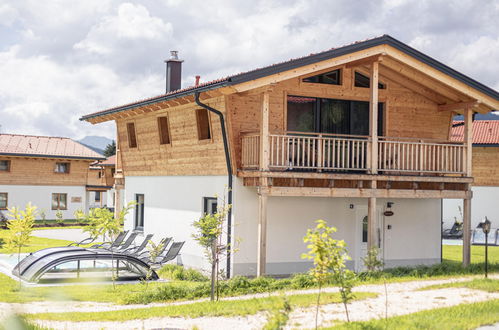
[369,61,379,174]
[260,92,270,171]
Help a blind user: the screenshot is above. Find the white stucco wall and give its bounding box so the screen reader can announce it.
[87,190,109,209]
[232,178,442,275]
[443,186,499,230]
[0,184,87,220]
[123,176,228,272]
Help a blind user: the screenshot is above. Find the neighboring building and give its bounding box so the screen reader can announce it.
[443,120,499,229]
[87,155,117,210]
[81,35,499,276]
[0,134,105,220]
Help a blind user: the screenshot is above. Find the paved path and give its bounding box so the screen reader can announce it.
[31,228,88,243]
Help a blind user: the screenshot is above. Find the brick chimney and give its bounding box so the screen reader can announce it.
[165,50,183,93]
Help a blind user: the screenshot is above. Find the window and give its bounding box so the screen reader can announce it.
[127,122,138,148]
[111,168,115,177]
[52,193,67,210]
[157,116,171,145]
[98,171,102,178]
[54,162,70,173]
[95,191,101,202]
[0,193,7,210]
[203,197,218,215]
[354,71,386,89]
[196,109,211,140]
[0,160,10,172]
[287,95,384,135]
[134,194,144,230]
[303,69,341,85]
[362,216,368,243]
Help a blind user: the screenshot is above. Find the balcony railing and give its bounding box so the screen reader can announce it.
[241,133,466,175]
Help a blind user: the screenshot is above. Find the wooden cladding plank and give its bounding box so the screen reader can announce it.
[472,147,499,186]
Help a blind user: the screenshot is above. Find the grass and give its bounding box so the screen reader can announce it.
[0,229,73,254]
[420,278,499,293]
[327,299,499,330]
[28,292,377,322]
[443,244,499,265]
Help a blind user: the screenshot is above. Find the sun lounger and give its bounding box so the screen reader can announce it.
[145,241,185,267]
[90,230,129,249]
[122,234,154,255]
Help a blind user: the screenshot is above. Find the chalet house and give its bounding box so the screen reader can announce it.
[444,120,499,229]
[81,35,499,277]
[87,155,117,210]
[0,134,105,220]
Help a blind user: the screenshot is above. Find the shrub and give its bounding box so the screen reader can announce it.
[228,275,251,292]
[158,265,208,282]
[291,273,315,289]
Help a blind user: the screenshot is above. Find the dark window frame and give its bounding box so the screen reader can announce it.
[134,194,145,231]
[0,160,11,172]
[54,162,70,174]
[287,95,384,136]
[52,193,68,210]
[127,122,138,148]
[195,109,212,141]
[354,71,386,89]
[302,69,342,85]
[203,197,218,215]
[95,191,101,202]
[362,216,368,243]
[157,115,172,145]
[0,192,7,210]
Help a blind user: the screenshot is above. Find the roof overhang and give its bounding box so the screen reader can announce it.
[0,153,105,161]
[80,35,499,123]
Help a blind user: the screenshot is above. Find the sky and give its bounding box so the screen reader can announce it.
[0,0,498,140]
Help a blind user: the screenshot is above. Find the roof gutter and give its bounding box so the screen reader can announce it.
[194,92,233,279]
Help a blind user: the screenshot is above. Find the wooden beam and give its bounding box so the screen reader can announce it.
[462,197,471,267]
[437,101,478,112]
[464,106,473,177]
[368,197,377,250]
[345,54,386,68]
[257,192,268,277]
[260,92,270,171]
[261,186,469,199]
[369,61,379,174]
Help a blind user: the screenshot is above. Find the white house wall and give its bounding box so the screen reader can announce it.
[232,178,441,276]
[443,186,499,230]
[123,176,228,272]
[0,185,87,220]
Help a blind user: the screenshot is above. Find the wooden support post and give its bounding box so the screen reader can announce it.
[463,106,473,177]
[368,197,377,250]
[369,61,379,174]
[257,192,268,277]
[260,92,270,171]
[462,197,471,266]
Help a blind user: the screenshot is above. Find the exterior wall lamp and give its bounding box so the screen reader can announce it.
[384,202,394,217]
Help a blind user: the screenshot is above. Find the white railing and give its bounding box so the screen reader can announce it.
[378,137,465,174]
[241,134,466,175]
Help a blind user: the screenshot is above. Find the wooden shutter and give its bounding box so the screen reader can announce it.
[157,116,171,144]
[196,109,211,140]
[127,122,138,148]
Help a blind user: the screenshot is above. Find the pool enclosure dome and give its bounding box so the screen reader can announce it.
[13,246,159,283]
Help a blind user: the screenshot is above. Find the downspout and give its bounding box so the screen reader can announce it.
[195,92,233,278]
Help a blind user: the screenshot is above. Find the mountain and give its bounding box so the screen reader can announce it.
[78,136,114,155]
[454,112,499,121]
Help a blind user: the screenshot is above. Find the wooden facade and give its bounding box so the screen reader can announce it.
[83,38,499,273]
[0,156,92,186]
[472,147,499,186]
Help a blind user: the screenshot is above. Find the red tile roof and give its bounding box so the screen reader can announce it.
[0,134,105,160]
[100,155,116,166]
[451,120,499,145]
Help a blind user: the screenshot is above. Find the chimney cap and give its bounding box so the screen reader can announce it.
[165,50,183,63]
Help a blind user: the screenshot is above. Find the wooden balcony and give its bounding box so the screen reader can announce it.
[242,132,466,175]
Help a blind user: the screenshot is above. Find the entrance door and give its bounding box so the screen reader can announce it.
[355,206,384,272]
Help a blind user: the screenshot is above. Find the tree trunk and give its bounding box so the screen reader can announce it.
[210,241,216,301]
[315,282,321,329]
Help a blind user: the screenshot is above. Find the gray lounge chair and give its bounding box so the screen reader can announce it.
[137,237,172,261]
[147,241,185,267]
[122,234,154,255]
[108,232,139,252]
[91,230,129,249]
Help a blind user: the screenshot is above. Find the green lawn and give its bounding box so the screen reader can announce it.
[327,299,499,330]
[443,244,499,265]
[28,292,377,322]
[0,230,73,254]
[420,278,499,293]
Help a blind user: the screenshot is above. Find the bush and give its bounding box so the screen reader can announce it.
[290,273,315,289]
[158,265,208,282]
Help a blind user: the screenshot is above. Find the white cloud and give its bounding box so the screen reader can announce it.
[74,3,173,55]
[0,3,18,26]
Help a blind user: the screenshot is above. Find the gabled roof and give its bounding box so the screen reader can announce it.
[0,134,105,160]
[91,155,116,167]
[451,120,499,145]
[81,34,499,122]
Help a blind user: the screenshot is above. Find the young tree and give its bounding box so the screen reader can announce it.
[79,202,135,287]
[302,219,355,328]
[103,140,116,157]
[192,193,231,301]
[7,203,37,288]
[362,247,388,320]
